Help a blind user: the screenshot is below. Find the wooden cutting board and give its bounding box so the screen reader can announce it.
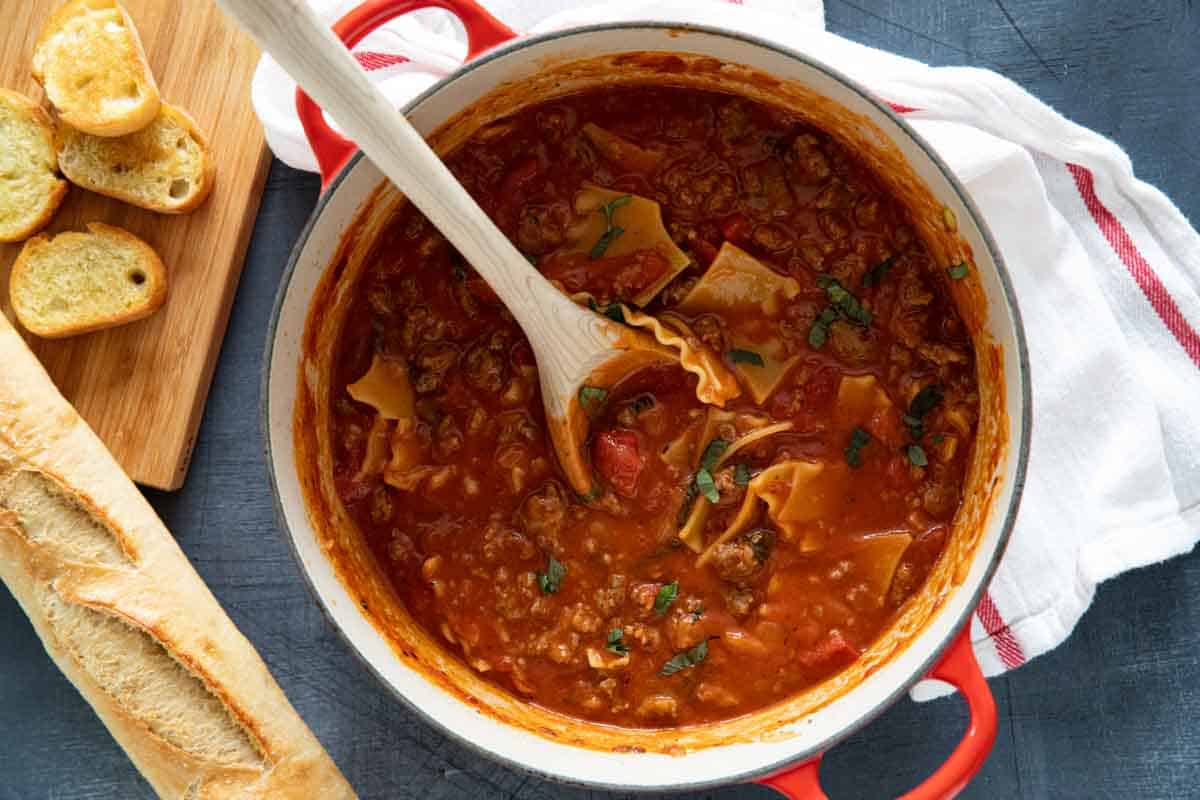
[0,1,270,490]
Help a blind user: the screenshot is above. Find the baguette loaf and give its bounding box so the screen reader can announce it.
[32,0,161,137]
[0,313,356,799]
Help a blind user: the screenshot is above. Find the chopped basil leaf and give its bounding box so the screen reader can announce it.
[587,297,627,323]
[817,274,872,326]
[695,467,719,503]
[578,485,601,503]
[654,581,679,616]
[905,385,943,439]
[808,306,837,349]
[728,348,765,366]
[947,262,969,280]
[844,426,871,468]
[861,255,896,288]
[590,194,633,259]
[606,628,629,655]
[590,224,626,259]
[600,194,633,223]
[538,555,566,594]
[734,463,752,487]
[578,385,608,413]
[931,433,946,444]
[699,438,729,472]
[525,253,538,266]
[905,444,929,467]
[659,639,709,677]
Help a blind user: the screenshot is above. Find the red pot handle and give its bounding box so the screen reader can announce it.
[295,0,516,188]
[759,625,996,799]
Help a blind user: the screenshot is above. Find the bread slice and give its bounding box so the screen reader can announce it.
[0,313,357,798]
[57,102,214,213]
[31,0,160,137]
[0,90,68,242]
[10,222,167,339]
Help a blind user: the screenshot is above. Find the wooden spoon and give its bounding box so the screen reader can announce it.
[218,0,698,494]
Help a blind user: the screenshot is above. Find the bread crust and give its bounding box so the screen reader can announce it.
[0,89,68,242]
[9,222,169,338]
[32,0,161,137]
[0,313,357,798]
[57,103,216,214]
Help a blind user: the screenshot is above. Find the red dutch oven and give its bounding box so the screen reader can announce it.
[261,1,1031,796]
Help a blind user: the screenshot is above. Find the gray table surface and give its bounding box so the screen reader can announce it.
[3,1,1198,797]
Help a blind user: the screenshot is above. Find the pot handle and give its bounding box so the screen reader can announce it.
[295,0,517,188]
[758,626,996,799]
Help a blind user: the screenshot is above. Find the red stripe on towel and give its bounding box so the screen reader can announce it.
[1068,163,1200,369]
[977,592,1026,668]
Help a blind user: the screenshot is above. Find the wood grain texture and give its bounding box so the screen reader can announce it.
[1,1,1199,799]
[0,0,269,490]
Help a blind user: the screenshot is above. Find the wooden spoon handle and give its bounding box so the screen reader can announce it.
[216,0,583,333]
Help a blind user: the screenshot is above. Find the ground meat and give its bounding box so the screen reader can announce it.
[898,266,934,310]
[463,330,510,392]
[433,415,463,461]
[740,158,795,214]
[716,100,751,143]
[595,574,627,615]
[828,321,879,366]
[712,528,775,583]
[516,203,570,255]
[723,586,757,618]
[369,486,395,524]
[400,305,447,350]
[751,223,793,253]
[828,252,867,286]
[630,582,664,618]
[667,608,708,650]
[695,683,739,708]
[413,342,460,394]
[636,693,679,722]
[788,133,832,184]
[497,410,539,445]
[660,161,737,215]
[921,464,960,519]
[690,314,726,353]
[814,180,853,210]
[818,210,852,240]
[535,105,576,142]
[386,531,421,569]
[520,480,571,548]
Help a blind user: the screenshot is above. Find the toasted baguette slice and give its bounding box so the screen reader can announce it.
[0,90,68,242]
[31,0,160,137]
[57,102,214,213]
[10,222,167,338]
[0,314,357,799]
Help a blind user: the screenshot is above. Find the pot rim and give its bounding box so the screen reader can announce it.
[261,19,1032,793]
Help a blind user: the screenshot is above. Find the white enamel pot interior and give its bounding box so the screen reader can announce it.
[264,19,1030,795]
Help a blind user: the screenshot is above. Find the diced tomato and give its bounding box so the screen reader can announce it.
[720,213,752,242]
[797,631,861,670]
[592,429,644,497]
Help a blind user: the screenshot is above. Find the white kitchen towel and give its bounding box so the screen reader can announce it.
[251,0,1200,696]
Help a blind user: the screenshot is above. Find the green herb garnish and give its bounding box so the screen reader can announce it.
[844,426,871,468]
[904,385,944,439]
[578,385,608,413]
[700,438,728,471]
[538,555,566,594]
[727,348,765,366]
[695,468,719,503]
[947,263,969,280]
[525,253,538,266]
[734,463,751,487]
[905,444,929,467]
[587,297,626,324]
[590,194,632,259]
[862,255,896,288]
[659,639,709,676]
[808,307,837,349]
[606,628,628,655]
[817,274,872,326]
[654,581,679,616]
[578,485,601,503]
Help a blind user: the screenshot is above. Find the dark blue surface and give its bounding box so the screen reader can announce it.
[2,1,1198,797]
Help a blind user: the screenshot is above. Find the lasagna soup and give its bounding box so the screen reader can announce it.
[330,86,978,727]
